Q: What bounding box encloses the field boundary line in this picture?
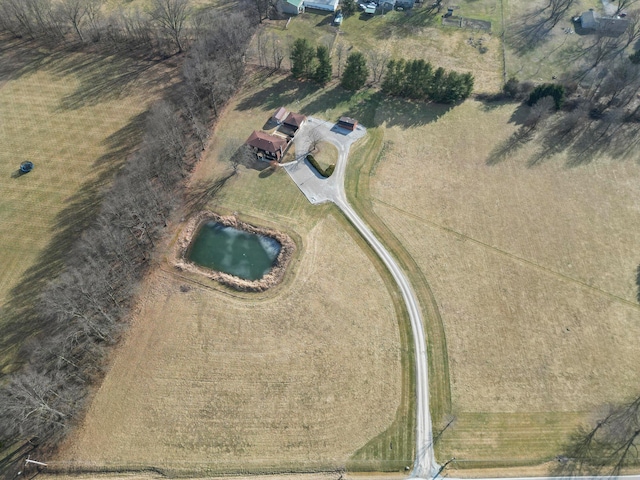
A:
[373,199,640,310]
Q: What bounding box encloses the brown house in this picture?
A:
[337,116,358,131]
[282,112,307,133]
[245,130,288,161]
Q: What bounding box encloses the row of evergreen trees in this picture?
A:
[290,38,474,103]
[381,59,474,104]
[291,38,332,85]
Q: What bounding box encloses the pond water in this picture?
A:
[188,222,282,281]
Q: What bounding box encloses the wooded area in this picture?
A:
[0,0,255,471]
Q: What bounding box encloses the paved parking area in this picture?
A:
[283,117,366,205]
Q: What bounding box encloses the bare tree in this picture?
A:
[269,32,285,70]
[367,50,390,84]
[334,40,346,78]
[553,396,640,478]
[59,0,89,42]
[149,0,192,54]
[0,369,74,441]
[615,0,639,14]
[307,127,323,153]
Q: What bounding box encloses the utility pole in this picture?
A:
[18,456,48,476]
[434,457,456,478]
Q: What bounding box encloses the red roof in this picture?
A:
[283,112,307,128]
[272,107,288,122]
[338,116,358,126]
[245,130,287,154]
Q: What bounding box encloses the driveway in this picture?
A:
[283,117,439,479]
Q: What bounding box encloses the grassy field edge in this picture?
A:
[344,124,453,470]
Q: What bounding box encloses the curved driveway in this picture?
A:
[283,118,439,479]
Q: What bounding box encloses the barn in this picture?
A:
[337,116,358,131]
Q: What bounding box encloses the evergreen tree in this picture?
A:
[381,59,405,96]
[314,45,332,85]
[527,83,564,109]
[341,51,369,91]
[290,38,316,80]
[429,66,446,102]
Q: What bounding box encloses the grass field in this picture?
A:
[0,39,174,372]
[365,98,640,466]
[56,71,415,474]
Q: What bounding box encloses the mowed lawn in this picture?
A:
[0,42,173,372]
[367,99,640,468]
[56,72,412,474]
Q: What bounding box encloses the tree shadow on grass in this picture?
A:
[506,8,557,55]
[184,171,237,215]
[375,96,453,127]
[374,8,440,39]
[0,36,173,110]
[0,112,148,374]
[53,54,173,111]
[300,86,355,118]
[236,75,319,113]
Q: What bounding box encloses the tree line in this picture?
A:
[0,5,255,469]
[288,37,474,103]
[381,58,474,103]
[0,0,198,57]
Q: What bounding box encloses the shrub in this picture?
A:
[527,83,565,110]
[306,154,334,177]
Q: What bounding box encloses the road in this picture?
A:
[284,118,439,479]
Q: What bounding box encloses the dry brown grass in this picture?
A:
[0,46,173,371]
[365,99,640,465]
[57,213,401,475]
[56,73,406,475]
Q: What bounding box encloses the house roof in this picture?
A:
[283,112,307,128]
[246,130,287,153]
[598,16,629,34]
[303,0,339,10]
[272,107,288,122]
[287,0,304,7]
[338,116,358,125]
[580,10,599,28]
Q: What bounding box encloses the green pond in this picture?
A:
[188,221,281,281]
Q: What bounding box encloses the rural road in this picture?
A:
[284,118,439,479]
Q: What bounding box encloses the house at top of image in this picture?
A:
[279,0,305,15]
[303,0,339,11]
[578,9,629,36]
[278,0,339,14]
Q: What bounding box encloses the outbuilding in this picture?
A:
[282,112,307,133]
[337,116,358,131]
[272,107,289,125]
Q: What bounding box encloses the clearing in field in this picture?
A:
[358,98,640,470]
[56,72,414,474]
[0,37,174,373]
